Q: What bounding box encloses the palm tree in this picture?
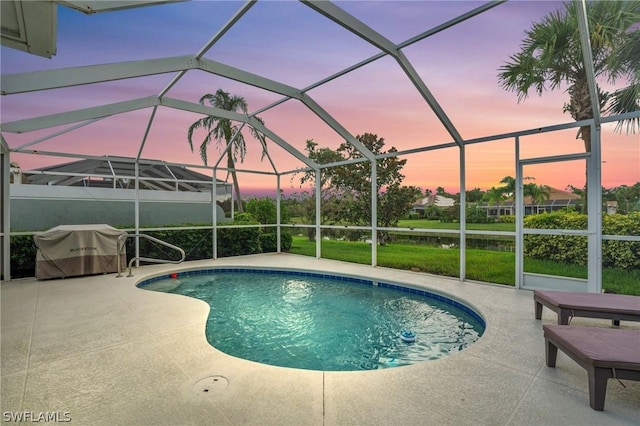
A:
[524,183,551,206]
[499,176,516,197]
[499,175,535,197]
[187,89,266,212]
[499,1,639,144]
[484,186,506,218]
[498,2,640,209]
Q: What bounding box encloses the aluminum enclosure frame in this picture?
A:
[0,0,636,286]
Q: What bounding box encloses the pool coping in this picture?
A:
[2,253,639,425]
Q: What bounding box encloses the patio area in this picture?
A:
[1,253,639,425]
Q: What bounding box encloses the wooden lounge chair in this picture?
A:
[543,324,640,411]
[534,290,640,326]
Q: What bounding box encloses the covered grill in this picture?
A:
[33,224,126,279]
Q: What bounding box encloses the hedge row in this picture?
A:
[524,211,640,268]
[9,225,293,278]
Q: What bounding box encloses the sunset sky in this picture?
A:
[2,0,638,197]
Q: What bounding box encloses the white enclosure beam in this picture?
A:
[459,145,466,280]
[1,51,301,100]
[299,94,375,161]
[136,106,158,161]
[515,137,523,289]
[212,170,218,259]
[315,170,321,258]
[14,118,105,150]
[276,175,282,253]
[301,0,464,147]
[257,1,504,115]
[587,123,603,293]
[1,96,160,133]
[247,117,318,169]
[1,56,196,95]
[158,0,257,98]
[58,1,188,14]
[198,58,303,99]
[1,135,10,281]
[574,0,601,127]
[159,97,250,122]
[400,1,505,48]
[213,124,245,170]
[301,0,398,56]
[370,160,377,267]
[395,51,464,147]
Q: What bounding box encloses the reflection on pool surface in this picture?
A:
[140,269,485,371]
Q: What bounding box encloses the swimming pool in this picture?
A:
[139,268,485,371]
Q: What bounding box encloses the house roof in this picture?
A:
[521,187,581,205]
[413,194,456,209]
[22,157,230,192]
[488,187,582,207]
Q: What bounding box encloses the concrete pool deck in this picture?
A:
[2,253,639,425]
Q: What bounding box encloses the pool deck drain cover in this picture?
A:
[194,376,229,396]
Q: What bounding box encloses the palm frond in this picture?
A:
[186,119,204,152]
[498,0,640,135]
[606,83,640,134]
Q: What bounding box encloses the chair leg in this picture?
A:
[545,338,558,368]
[535,300,543,320]
[559,310,571,325]
[588,368,609,411]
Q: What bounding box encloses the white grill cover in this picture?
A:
[33,224,126,279]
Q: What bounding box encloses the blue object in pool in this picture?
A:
[400,330,416,343]
[139,269,484,371]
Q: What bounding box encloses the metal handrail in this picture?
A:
[116,233,186,277]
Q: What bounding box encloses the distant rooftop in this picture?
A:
[14,157,230,193]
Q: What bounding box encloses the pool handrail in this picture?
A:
[116,233,186,277]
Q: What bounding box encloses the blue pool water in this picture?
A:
[140,269,484,371]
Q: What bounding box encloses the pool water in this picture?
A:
[141,270,484,371]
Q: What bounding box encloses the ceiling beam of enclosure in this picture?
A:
[1,59,370,163]
[1,94,320,170]
[301,0,465,147]
[256,1,504,114]
[57,0,189,14]
[158,0,257,98]
[0,0,515,174]
[1,97,160,133]
[0,0,524,171]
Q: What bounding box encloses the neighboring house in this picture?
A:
[9,157,233,231]
[412,194,456,217]
[484,187,582,217]
[605,200,618,215]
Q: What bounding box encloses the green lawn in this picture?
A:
[397,219,515,232]
[288,236,640,296]
[288,218,515,232]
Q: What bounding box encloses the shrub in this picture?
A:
[496,215,516,223]
[602,212,640,268]
[245,197,290,223]
[424,205,443,220]
[466,205,493,224]
[9,235,37,278]
[260,230,293,252]
[8,218,293,277]
[217,214,262,257]
[524,211,640,268]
